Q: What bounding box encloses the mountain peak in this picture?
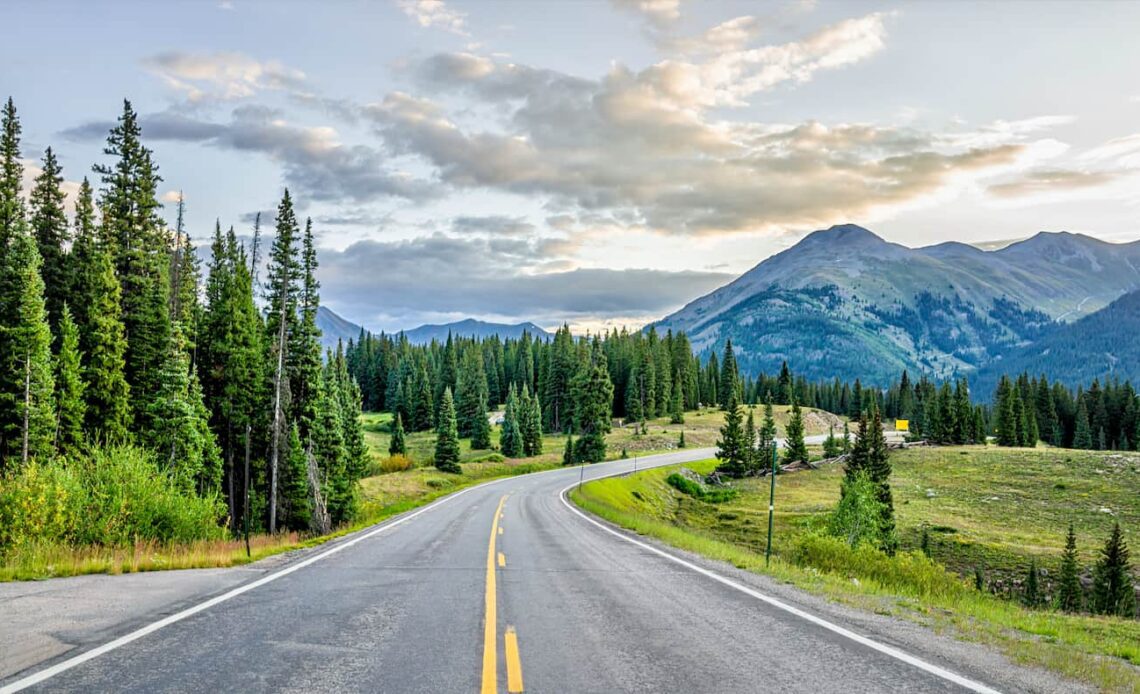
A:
[802,224,883,246]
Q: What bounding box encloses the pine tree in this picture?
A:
[783,398,809,465]
[520,385,543,456]
[389,413,408,457]
[1022,559,1042,608]
[1091,522,1136,618]
[1057,523,1083,613]
[290,218,323,434]
[669,377,684,424]
[499,385,523,458]
[456,347,489,439]
[562,434,575,465]
[146,324,221,494]
[470,388,492,450]
[571,341,613,463]
[743,408,758,474]
[54,304,86,455]
[95,100,172,431]
[280,424,313,532]
[719,339,738,409]
[0,97,24,251]
[82,247,131,443]
[715,390,748,478]
[846,407,894,552]
[28,147,70,328]
[995,376,1018,446]
[0,230,56,464]
[758,394,777,453]
[434,387,461,473]
[541,325,576,433]
[1073,397,1093,450]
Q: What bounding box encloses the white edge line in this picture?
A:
[0,449,714,693]
[559,478,1003,694]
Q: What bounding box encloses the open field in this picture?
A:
[571,446,1140,691]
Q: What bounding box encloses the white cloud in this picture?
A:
[143,51,307,102]
[397,0,468,36]
[612,0,681,26]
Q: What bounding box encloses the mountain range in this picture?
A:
[653,224,1140,387]
[315,307,550,350]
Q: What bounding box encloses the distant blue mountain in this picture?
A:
[401,318,551,344]
[316,305,367,350]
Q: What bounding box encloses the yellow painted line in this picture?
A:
[482,495,508,694]
[498,526,503,535]
[498,552,506,568]
[505,626,524,693]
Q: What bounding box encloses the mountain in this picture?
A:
[973,290,1140,393]
[316,306,366,350]
[653,224,1140,384]
[401,319,551,345]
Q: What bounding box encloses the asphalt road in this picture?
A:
[1,447,1075,693]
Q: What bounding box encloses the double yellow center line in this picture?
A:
[482,495,524,693]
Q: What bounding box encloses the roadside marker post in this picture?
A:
[765,441,777,566]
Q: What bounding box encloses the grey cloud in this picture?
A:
[316,234,731,330]
[987,168,1120,198]
[452,215,535,235]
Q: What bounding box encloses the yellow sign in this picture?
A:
[895,419,910,432]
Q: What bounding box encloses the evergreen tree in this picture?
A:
[1056,524,1083,613]
[0,97,23,248]
[845,407,894,552]
[456,347,489,439]
[470,389,492,450]
[520,384,543,456]
[389,413,408,457]
[499,385,523,458]
[541,325,576,433]
[434,387,461,473]
[715,390,748,478]
[280,424,313,532]
[1091,522,1136,618]
[1073,397,1093,450]
[290,218,323,434]
[82,247,131,443]
[743,408,758,474]
[995,376,1018,446]
[562,434,575,465]
[28,147,70,328]
[67,179,99,347]
[669,377,684,424]
[0,230,56,464]
[95,100,172,431]
[1022,559,1042,608]
[783,398,808,465]
[54,304,86,455]
[719,339,738,409]
[571,341,613,463]
[757,394,777,453]
[146,324,221,494]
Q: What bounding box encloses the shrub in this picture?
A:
[0,446,226,555]
[380,454,414,473]
[793,533,965,600]
[425,477,452,489]
[666,472,738,503]
[827,471,891,550]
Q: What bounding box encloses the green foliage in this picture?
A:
[782,398,808,465]
[280,424,313,532]
[28,147,70,327]
[1057,524,1083,612]
[389,413,407,457]
[665,472,737,503]
[793,533,965,600]
[433,387,461,473]
[1091,522,1136,618]
[520,385,543,456]
[714,390,748,478]
[79,235,131,444]
[1021,559,1043,608]
[827,471,891,550]
[0,446,226,553]
[54,305,86,455]
[844,407,896,553]
[499,385,523,458]
[571,341,613,463]
[562,434,575,466]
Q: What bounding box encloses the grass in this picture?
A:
[570,446,1140,692]
[0,404,838,582]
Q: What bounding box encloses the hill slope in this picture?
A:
[973,289,1140,392]
[316,306,366,350]
[653,225,1140,383]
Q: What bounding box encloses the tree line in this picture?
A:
[0,97,366,546]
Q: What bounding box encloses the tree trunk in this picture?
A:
[268,292,289,534]
[22,354,30,465]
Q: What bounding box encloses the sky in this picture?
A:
[5,0,1140,333]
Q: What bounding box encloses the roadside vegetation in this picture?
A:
[571,437,1140,690]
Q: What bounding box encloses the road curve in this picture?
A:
[1,448,1059,693]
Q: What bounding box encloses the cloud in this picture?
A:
[612,0,681,26]
[316,233,731,330]
[987,169,1123,198]
[64,106,440,204]
[368,16,1039,236]
[161,190,184,204]
[664,16,763,55]
[143,51,306,102]
[452,215,535,235]
[397,0,468,36]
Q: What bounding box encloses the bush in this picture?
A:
[793,533,965,600]
[0,446,226,555]
[379,454,414,473]
[827,471,890,550]
[666,472,738,503]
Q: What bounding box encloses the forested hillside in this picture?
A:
[0,98,368,557]
[654,224,1140,384]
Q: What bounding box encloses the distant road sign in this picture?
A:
[895,419,909,432]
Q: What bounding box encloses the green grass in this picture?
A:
[570,446,1140,692]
